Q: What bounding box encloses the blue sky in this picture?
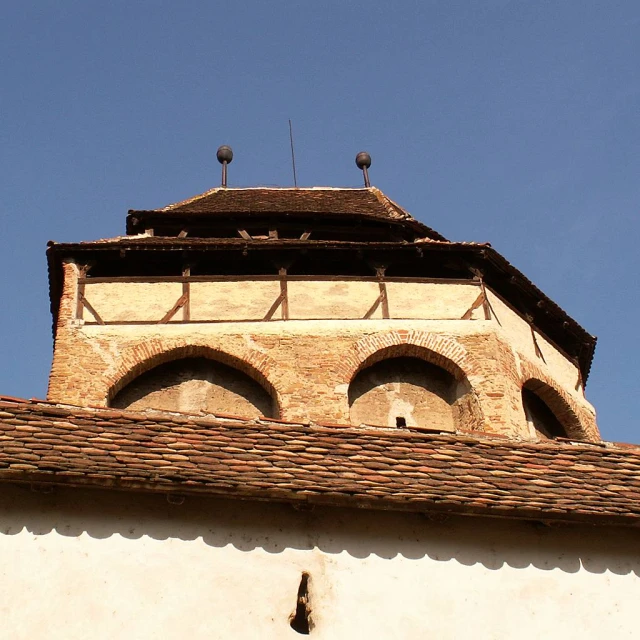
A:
[1,2,638,442]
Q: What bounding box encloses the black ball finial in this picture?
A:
[217,145,233,164]
[355,151,372,169]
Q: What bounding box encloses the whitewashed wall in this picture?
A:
[0,485,637,640]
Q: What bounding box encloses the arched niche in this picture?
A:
[110,357,277,419]
[521,380,580,440]
[348,356,479,431]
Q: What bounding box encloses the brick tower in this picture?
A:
[4,151,640,639]
[47,164,598,443]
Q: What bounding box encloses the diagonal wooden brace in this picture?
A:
[159,293,188,324]
[78,292,105,325]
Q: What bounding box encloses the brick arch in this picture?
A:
[339,330,483,385]
[341,331,486,431]
[105,339,282,417]
[519,360,593,441]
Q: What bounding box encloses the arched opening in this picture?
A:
[110,357,277,419]
[348,356,477,431]
[522,386,568,440]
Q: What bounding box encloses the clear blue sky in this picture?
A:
[1,2,638,442]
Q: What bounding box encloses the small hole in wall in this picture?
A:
[396,416,407,428]
[290,572,312,634]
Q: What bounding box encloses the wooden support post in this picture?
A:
[575,365,584,393]
[481,283,501,325]
[178,229,188,238]
[263,267,290,320]
[363,267,389,319]
[300,231,311,240]
[76,265,88,320]
[377,267,389,319]
[182,265,191,321]
[480,281,491,320]
[279,267,289,320]
[527,319,546,363]
[238,229,252,240]
[269,229,278,239]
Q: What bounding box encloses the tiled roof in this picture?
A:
[127,187,448,240]
[160,187,415,219]
[1,398,638,526]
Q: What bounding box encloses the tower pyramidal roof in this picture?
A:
[126,186,447,241]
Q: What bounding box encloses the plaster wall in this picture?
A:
[485,290,582,394]
[82,279,483,322]
[190,281,281,321]
[0,485,637,640]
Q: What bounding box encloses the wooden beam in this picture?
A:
[482,284,501,326]
[178,229,188,238]
[363,295,382,319]
[300,231,311,240]
[575,366,584,392]
[76,265,90,320]
[80,275,478,285]
[530,324,547,363]
[376,267,389,319]
[461,291,486,320]
[238,229,252,240]
[263,292,285,321]
[279,267,289,320]
[182,265,191,321]
[159,293,188,324]
[78,292,104,325]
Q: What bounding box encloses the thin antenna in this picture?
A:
[289,119,298,187]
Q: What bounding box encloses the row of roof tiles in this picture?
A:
[127,187,448,240]
[0,398,638,526]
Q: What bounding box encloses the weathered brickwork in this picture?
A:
[47,263,600,441]
[111,358,276,419]
[349,358,458,431]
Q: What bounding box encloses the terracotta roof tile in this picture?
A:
[127,187,448,241]
[0,400,638,526]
